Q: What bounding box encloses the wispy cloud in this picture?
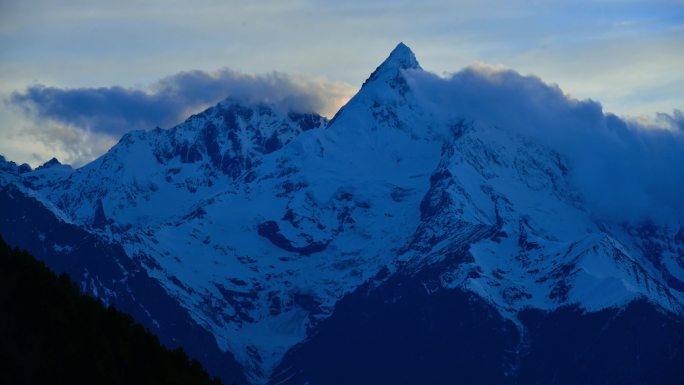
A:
[655,109,684,131]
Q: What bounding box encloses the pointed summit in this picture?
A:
[40,157,62,168]
[363,42,422,87]
[384,42,421,71]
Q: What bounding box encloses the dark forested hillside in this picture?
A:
[0,236,225,385]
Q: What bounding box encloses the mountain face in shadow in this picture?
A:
[0,235,231,385]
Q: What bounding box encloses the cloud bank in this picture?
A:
[10,69,352,135]
[7,69,354,166]
[407,66,684,223]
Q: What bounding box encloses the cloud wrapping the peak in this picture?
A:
[10,69,354,136]
[407,66,684,222]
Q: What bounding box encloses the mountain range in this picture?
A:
[1,43,683,384]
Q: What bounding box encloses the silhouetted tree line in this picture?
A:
[0,235,227,385]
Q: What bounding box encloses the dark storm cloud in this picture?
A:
[9,69,351,137]
[408,66,684,222]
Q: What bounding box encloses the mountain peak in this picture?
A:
[362,42,421,87]
[385,42,420,70]
[39,157,61,169]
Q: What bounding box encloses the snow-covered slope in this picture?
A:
[2,43,683,384]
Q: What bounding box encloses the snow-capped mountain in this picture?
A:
[2,43,683,384]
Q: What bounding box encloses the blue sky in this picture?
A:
[1,0,683,166]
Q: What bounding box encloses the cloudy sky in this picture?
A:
[1,0,683,166]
